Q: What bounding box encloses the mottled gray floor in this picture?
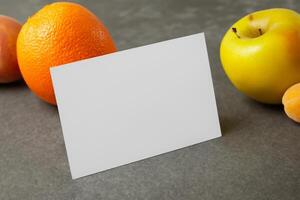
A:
[0,0,299,199]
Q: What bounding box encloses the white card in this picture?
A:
[51,33,221,179]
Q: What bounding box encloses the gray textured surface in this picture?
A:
[0,0,299,199]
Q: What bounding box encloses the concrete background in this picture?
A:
[0,0,299,199]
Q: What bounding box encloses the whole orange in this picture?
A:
[17,2,117,105]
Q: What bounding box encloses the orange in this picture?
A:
[17,2,117,105]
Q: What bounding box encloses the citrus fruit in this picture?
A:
[17,2,117,104]
[0,15,22,83]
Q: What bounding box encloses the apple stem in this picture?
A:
[232,27,240,38]
[258,28,263,35]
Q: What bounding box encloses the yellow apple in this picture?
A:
[220,8,300,104]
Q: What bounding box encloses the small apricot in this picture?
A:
[282,83,300,123]
[0,15,22,83]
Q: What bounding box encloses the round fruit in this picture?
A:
[17,2,117,104]
[282,83,300,123]
[0,15,22,83]
[220,8,300,104]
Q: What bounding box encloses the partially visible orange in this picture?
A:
[17,2,116,104]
